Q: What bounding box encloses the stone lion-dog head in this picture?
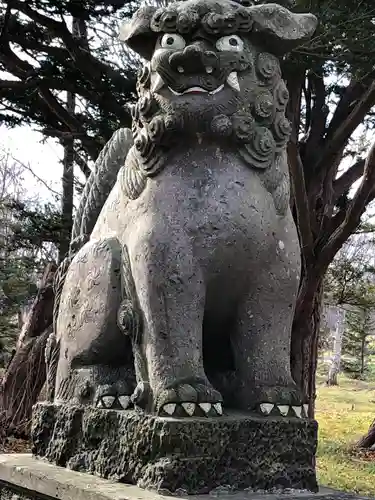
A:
[119,0,317,207]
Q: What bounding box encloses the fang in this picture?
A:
[226,72,240,92]
[151,73,165,93]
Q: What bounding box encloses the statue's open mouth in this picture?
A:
[152,72,240,95]
[168,85,224,95]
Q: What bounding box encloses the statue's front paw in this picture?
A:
[155,378,224,418]
[240,384,308,419]
[94,381,133,410]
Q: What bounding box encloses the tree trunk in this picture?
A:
[291,275,323,419]
[357,419,375,449]
[326,307,345,386]
[59,93,75,262]
[59,18,81,262]
[0,263,56,437]
[360,337,365,375]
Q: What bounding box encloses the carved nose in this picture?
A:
[169,46,218,75]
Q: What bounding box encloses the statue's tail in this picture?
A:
[46,128,133,401]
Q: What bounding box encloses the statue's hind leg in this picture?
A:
[127,222,223,417]
[231,218,305,418]
[54,238,136,408]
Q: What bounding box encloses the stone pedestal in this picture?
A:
[31,403,318,495]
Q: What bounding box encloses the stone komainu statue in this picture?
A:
[47,0,317,418]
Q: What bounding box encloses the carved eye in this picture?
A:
[216,35,244,52]
[160,33,186,50]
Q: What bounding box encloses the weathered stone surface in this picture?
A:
[48,0,319,420]
[37,1,320,495]
[32,403,318,494]
[0,454,372,500]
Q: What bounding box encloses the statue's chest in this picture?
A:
[143,155,278,244]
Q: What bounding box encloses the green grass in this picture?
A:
[316,373,375,496]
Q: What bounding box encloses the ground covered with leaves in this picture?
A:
[316,374,375,496]
[0,436,31,454]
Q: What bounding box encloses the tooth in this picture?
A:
[163,403,176,415]
[209,84,224,95]
[278,405,289,416]
[182,402,196,416]
[293,406,302,418]
[213,402,223,415]
[199,403,212,414]
[303,404,309,417]
[177,66,184,73]
[118,396,130,409]
[96,399,103,408]
[206,66,213,74]
[102,396,115,408]
[151,73,164,93]
[226,71,240,91]
[259,403,274,415]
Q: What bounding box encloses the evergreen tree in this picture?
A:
[342,305,375,378]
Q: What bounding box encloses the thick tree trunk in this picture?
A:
[0,330,51,437]
[0,263,56,437]
[326,307,345,386]
[291,275,323,419]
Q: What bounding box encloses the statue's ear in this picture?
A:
[119,6,158,60]
[248,3,318,55]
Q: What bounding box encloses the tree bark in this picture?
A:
[291,275,323,418]
[0,263,56,437]
[59,90,75,262]
[357,419,375,449]
[58,18,83,262]
[360,337,365,375]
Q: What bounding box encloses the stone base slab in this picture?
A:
[31,403,318,494]
[0,454,372,500]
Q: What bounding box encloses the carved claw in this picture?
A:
[102,396,115,408]
[277,405,289,416]
[182,402,196,416]
[292,406,303,418]
[118,395,131,409]
[259,402,274,415]
[257,403,307,419]
[213,402,223,415]
[160,401,223,417]
[303,404,309,417]
[199,402,212,414]
[162,403,177,416]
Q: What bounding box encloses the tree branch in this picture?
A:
[333,158,365,201]
[37,85,99,160]
[11,1,135,97]
[0,39,102,160]
[318,141,375,268]
[73,152,91,179]
[327,73,375,140]
[315,80,375,175]
[303,69,328,176]
[1,16,132,126]
[0,1,12,41]
[288,141,314,268]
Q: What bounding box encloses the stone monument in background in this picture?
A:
[31,0,319,494]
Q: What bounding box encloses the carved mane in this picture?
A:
[118,0,317,215]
